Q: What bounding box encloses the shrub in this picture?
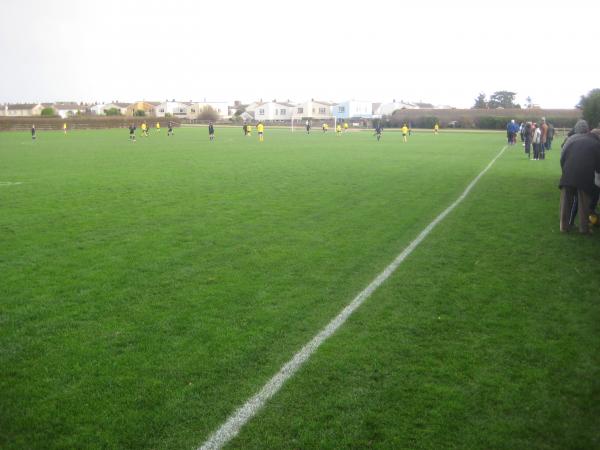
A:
[578,89,600,129]
[104,108,121,116]
[198,106,219,121]
[41,107,55,116]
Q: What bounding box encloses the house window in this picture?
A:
[319,107,326,114]
[259,109,265,115]
[280,109,286,115]
[191,109,196,113]
[160,109,164,113]
[338,106,345,113]
[297,107,303,114]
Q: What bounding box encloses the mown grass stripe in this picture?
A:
[197,146,508,450]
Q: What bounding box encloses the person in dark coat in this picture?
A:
[589,127,600,213]
[546,123,555,150]
[559,120,600,233]
[524,122,532,158]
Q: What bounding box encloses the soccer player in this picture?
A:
[63,122,67,134]
[208,122,215,142]
[306,120,311,134]
[322,123,328,133]
[246,124,252,136]
[336,123,342,135]
[343,121,349,132]
[31,124,36,140]
[156,122,161,133]
[129,124,136,142]
[257,121,264,142]
[374,122,382,141]
[142,122,149,137]
[243,123,248,136]
[434,123,439,135]
[168,121,174,136]
[402,123,409,143]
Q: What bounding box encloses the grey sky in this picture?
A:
[1,0,598,108]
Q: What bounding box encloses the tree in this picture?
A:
[198,105,219,121]
[487,91,520,109]
[104,107,121,116]
[41,107,55,116]
[473,93,487,109]
[577,88,600,129]
[134,110,146,117]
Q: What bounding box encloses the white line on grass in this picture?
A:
[0,182,24,186]
[198,145,508,450]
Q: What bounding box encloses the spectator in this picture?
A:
[507,119,518,145]
[589,127,600,213]
[532,123,542,160]
[546,122,555,150]
[524,122,532,158]
[559,120,600,233]
[540,118,549,153]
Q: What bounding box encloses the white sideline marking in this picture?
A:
[0,182,24,186]
[198,146,508,450]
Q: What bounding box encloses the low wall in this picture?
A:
[0,117,182,131]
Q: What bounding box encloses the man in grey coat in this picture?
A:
[559,120,600,233]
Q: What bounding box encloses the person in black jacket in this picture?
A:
[208,122,215,141]
[559,120,600,233]
[524,122,532,158]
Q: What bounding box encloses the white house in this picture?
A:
[154,101,190,118]
[374,101,419,117]
[331,100,373,119]
[1,103,43,116]
[90,104,108,115]
[244,101,262,113]
[294,100,334,119]
[253,101,295,121]
[187,102,230,119]
[92,103,130,115]
[54,102,85,118]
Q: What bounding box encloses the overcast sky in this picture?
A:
[0,0,598,108]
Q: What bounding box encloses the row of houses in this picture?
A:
[0,99,453,121]
[247,99,449,121]
[0,101,231,120]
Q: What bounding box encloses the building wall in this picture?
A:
[297,101,332,119]
[332,101,372,119]
[254,103,294,121]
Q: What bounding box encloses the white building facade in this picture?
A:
[294,100,333,119]
[331,100,373,119]
[187,102,230,119]
[253,102,295,121]
[155,101,190,118]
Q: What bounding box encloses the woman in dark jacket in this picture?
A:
[559,120,600,233]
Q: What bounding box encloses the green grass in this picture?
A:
[1,127,598,449]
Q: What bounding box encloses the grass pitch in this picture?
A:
[1,127,599,449]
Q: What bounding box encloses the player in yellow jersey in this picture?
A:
[63,123,67,134]
[336,123,342,135]
[141,122,148,137]
[434,123,439,135]
[246,124,252,136]
[156,122,160,132]
[343,122,348,132]
[322,123,328,133]
[402,123,409,143]
[257,122,264,142]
